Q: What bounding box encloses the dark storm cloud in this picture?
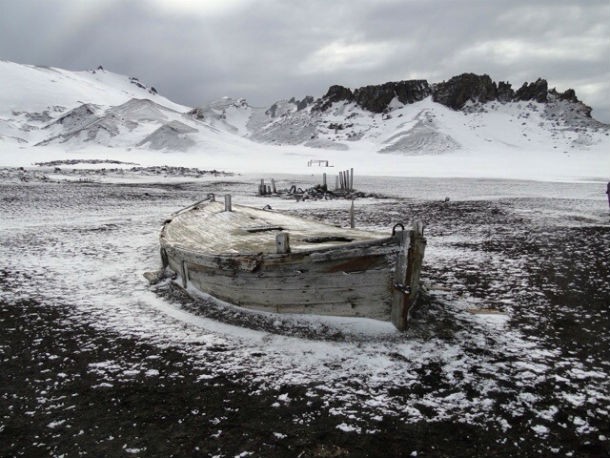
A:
[1,0,608,121]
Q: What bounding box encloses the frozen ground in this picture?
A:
[1,169,609,457]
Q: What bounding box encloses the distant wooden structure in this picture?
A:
[258,168,356,198]
[159,196,426,330]
[308,159,330,167]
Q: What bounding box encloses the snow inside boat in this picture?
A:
[159,195,426,330]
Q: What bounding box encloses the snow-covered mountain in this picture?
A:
[195,74,609,155]
[0,60,247,154]
[0,60,608,179]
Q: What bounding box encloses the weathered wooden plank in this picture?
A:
[187,273,391,318]
[189,278,391,309]
[161,201,393,256]
[186,262,391,290]
[404,222,427,319]
[224,300,391,320]
[391,230,411,330]
[163,238,400,274]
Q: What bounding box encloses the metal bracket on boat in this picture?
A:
[394,282,412,295]
[391,223,405,236]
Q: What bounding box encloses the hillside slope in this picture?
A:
[0,60,255,154]
[196,74,608,156]
[0,61,608,179]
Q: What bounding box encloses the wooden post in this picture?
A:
[271,179,277,194]
[335,175,339,190]
[322,173,327,188]
[224,194,232,212]
[390,221,426,330]
[350,168,354,191]
[390,229,410,330]
[259,179,265,195]
[407,221,426,314]
[276,232,290,254]
[349,200,355,228]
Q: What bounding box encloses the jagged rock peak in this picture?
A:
[514,78,548,103]
[313,73,591,116]
[290,95,314,111]
[266,96,314,117]
[313,85,354,111]
[432,73,498,109]
[314,81,430,113]
[354,80,430,113]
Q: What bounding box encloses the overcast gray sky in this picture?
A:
[1,0,609,122]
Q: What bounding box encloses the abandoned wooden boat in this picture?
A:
[159,195,426,330]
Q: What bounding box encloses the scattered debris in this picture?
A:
[258,169,368,201]
[34,159,140,167]
[2,164,233,183]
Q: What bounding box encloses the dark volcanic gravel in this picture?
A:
[1,176,609,457]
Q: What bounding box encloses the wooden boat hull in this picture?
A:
[160,199,425,330]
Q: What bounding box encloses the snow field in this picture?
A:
[1,174,608,455]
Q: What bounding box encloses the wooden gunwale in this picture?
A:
[161,234,401,270]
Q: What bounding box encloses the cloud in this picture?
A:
[300,40,400,74]
[0,0,608,122]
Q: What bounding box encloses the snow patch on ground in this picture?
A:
[1,173,608,455]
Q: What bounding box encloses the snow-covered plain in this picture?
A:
[1,169,609,455]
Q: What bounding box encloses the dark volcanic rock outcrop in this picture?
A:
[314,85,354,111]
[497,81,514,102]
[312,74,592,118]
[514,78,548,103]
[353,80,430,113]
[293,96,314,111]
[315,81,430,113]
[432,73,498,109]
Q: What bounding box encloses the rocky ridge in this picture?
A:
[313,73,592,116]
[218,72,607,154]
